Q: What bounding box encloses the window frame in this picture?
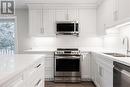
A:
[0,16,18,54]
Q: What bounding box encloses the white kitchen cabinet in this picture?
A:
[104,0,114,26]
[55,10,67,21]
[44,53,54,81]
[42,9,56,36]
[24,59,44,87]
[91,53,101,87]
[97,0,130,36]
[23,51,54,81]
[97,59,113,87]
[91,53,113,87]
[29,9,55,37]
[68,9,79,21]
[97,0,114,36]
[55,9,79,21]
[78,9,96,36]
[81,52,91,81]
[29,9,43,36]
[118,0,130,21]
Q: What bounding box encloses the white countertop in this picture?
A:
[24,48,130,66]
[24,48,56,52]
[24,47,104,53]
[94,52,130,66]
[0,54,44,85]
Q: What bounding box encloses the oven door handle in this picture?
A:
[55,56,80,59]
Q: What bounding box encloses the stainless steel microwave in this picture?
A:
[56,21,79,36]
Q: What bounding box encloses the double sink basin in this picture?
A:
[103,53,130,57]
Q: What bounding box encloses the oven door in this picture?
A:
[55,56,81,77]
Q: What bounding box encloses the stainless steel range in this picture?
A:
[54,48,81,82]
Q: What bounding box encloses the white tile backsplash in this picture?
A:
[103,23,130,53]
[29,36,103,49]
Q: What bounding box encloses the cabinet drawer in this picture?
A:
[26,67,44,87]
[34,79,44,87]
[23,59,44,80]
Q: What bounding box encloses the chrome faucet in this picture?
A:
[122,37,130,55]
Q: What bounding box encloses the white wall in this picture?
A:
[16,8,103,53]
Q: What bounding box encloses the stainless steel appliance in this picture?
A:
[56,21,79,36]
[113,61,130,87]
[54,48,81,82]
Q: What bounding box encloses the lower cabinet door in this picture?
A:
[81,52,91,80]
[97,60,113,87]
[101,68,113,87]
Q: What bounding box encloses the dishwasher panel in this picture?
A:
[113,62,130,87]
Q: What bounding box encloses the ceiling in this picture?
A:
[15,0,100,8]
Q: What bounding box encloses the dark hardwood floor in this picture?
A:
[45,81,96,87]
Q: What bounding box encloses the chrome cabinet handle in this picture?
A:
[35,79,41,86]
[99,66,103,77]
[35,64,41,68]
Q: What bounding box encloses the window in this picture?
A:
[0,18,15,54]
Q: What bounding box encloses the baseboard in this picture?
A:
[45,78,92,82]
[81,78,92,81]
[45,78,54,81]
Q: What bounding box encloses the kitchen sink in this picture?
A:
[103,53,130,57]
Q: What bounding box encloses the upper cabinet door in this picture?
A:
[42,9,56,36]
[104,0,114,27]
[55,10,67,21]
[29,9,56,37]
[97,0,114,36]
[29,9,43,36]
[55,9,79,21]
[118,0,130,20]
[68,9,79,21]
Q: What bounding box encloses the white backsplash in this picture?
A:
[103,24,130,53]
[29,36,103,50]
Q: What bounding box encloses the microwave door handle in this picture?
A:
[74,22,76,33]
